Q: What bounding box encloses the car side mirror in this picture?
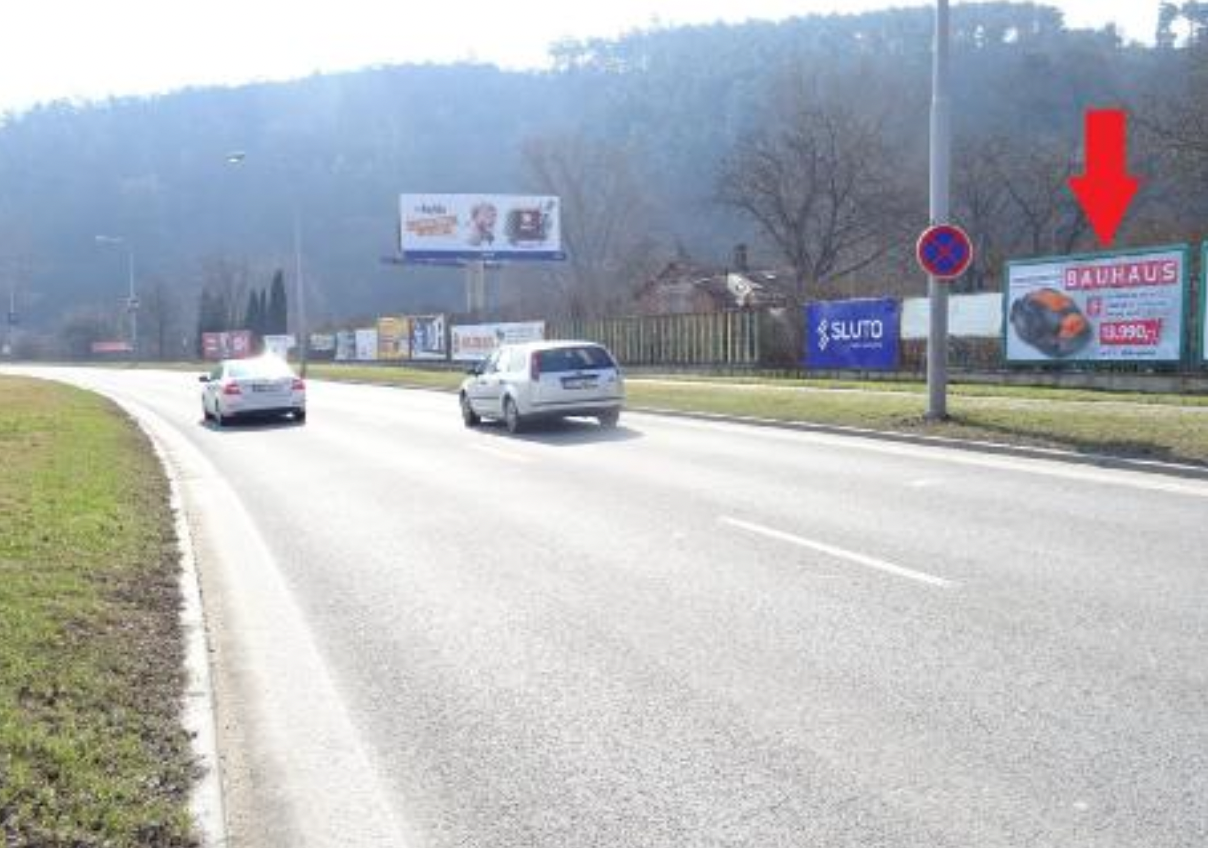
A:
[198,374,210,383]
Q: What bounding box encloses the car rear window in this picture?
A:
[536,346,615,373]
[227,359,294,380]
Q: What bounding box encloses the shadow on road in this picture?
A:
[476,416,643,446]
[198,416,306,434]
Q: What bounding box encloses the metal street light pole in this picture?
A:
[926,0,952,421]
[227,151,308,377]
[292,206,308,377]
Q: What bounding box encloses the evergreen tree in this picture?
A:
[245,289,261,336]
[268,271,288,335]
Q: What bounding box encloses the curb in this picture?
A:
[314,377,1208,483]
[628,405,1208,482]
[139,424,229,847]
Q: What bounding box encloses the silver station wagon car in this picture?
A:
[459,340,624,433]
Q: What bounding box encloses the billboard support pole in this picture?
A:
[465,260,486,316]
[926,0,951,421]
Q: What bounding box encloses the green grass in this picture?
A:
[0,377,196,847]
[308,362,464,390]
[626,382,1208,466]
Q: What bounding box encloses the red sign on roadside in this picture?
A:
[916,224,973,280]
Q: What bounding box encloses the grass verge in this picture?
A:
[625,382,1208,466]
[0,376,196,847]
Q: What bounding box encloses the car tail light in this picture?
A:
[223,382,242,396]
[530,352,540,381]
[292,379,306,391]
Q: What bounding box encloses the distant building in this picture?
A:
[635,261,790,315]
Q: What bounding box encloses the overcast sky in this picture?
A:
[0,1,1156,115]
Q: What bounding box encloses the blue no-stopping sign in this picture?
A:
[917,224,973,280]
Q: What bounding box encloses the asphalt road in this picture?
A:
[10,367,1208,848]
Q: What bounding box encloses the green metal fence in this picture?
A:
[547,311,764,367]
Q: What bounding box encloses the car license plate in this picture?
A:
[252,383,275,393]
[562,377,596,390]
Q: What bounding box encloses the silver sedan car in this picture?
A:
[200,355,306,426]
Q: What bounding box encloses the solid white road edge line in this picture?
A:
[138,421,228,847]
[720,516,957,589]
[112,395,416,848]
[652,414,1208,499]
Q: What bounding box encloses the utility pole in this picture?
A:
[926,0,952,420]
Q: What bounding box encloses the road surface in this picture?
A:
[8,367,1208,848]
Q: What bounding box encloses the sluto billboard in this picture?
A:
[399,194,564,261]
[1004,246,1189,364]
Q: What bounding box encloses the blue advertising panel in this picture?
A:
[805,298,900,370]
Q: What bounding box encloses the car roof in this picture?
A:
[219,355,293,369]
[501,340,609,352]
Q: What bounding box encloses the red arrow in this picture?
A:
[1068,109,1140,248]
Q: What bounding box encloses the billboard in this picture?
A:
[1005,246,1188,364]
[1203,244,1208,364]
[805,298,899,370]
[409,314,447,360]
[202,330,254,361]
[399,194,564,262]
[335,330,356,362]
[263,334,296,358]
[377,316,411,361]
[450,321,545,362]
[309,333,336,352]
[354,329,378,362]
[91,340,133,354]
[902,293,1002,339]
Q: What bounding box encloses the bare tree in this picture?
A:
[716,79,912,305]
[198,257,252,330]
[523,134,664,319]
[952,136,1013,291]
[139,276,179,360]
[992,137,1087,257]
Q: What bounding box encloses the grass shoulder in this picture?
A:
[0,376,196,847]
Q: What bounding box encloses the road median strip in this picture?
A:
[0,376,199,847]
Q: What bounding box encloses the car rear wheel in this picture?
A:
[295,409,307,424]
[214,407,226,428]
[503,397,524,434]
[460,393,480,428]
[598,409,621,429]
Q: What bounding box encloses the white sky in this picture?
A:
[0,1,1156,114]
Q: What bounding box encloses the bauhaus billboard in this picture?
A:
[1005,246,1189,364]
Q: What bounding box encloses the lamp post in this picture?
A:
[926,0,952,420]
[95,235,138,363]
[226,151,309,377]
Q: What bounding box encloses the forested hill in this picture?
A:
[0,2,1197,338]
